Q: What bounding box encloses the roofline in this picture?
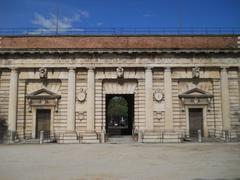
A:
[1,34,240,38]
[1,27,240,37]
[0,48,240,55]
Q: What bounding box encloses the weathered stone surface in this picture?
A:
[0,35,239,144]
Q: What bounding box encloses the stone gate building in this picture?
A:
[0,35,240,143]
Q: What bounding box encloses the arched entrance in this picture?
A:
[106,94,134,136]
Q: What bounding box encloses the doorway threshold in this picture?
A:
[107,135,136,144]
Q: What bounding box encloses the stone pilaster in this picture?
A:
[145,67,153,130]
[238,67,240,108]
[164,67,173,130]
[87,67,95,131]
[8,68,19,132]
[220,67,231,130]
[82,67,99,143]
[67,68,76,131]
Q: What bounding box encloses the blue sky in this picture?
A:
[0,0,240,29]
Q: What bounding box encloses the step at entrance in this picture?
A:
[107,136,136,144]
[58,131,79,144]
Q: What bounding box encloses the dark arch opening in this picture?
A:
[106,94,134,136]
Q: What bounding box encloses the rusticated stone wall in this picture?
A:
[0,52,239,139]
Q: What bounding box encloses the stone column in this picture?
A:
[67,68,76,131]
[87,67,95,131]
[164,67,173,130]
[145,67,153,130]
[8,68,18,132]
[220,67,231,130]
[238,67,240,108]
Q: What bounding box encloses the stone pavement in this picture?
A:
[0,143,239,180]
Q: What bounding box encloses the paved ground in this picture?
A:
[0,143,240,180]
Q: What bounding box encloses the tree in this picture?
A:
[107,96,128,124]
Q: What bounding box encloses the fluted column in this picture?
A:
[87,67,95,131]
[145,67,153,130]
[67,68,76,131]
[164,67,173,130]
[8,68,18,132]
[220,67,230,130]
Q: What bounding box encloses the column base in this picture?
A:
[58,131,79,144]
[82,131,99,144]
[142,130,161,143]
[162,130,183,143]
[8,130,16,144]
[142,130,183,143]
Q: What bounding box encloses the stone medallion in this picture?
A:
[154,89,164,102]
[77,88,86,102]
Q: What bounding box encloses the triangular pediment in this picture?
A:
[26,88,61,99]
[179,87,213,98]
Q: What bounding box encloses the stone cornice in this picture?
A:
[0,48,240,56]
[0,64,239,69]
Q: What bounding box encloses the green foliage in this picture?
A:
[107,96,128,119]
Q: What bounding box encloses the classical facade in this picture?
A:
[0,35,239,143]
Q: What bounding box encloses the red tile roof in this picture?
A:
[0,36,238,49]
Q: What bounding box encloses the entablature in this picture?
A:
[0,48,240,56]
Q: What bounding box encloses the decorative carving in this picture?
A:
[55,99,59,112]
[78,111,86,121]
[154,89,164,102]
[193,97,199,104]
[116,67,124,78]
[27,99,32,112]
[179,87,213,111]
[26,88,61,112]
[192,66,200,79]
[39,67,47,79]
[41,98,46,105]
[77,88,86,102]
[155,111,162,120]
[103,80,137,94]
[207,98,212,111]
[192,67,200,85]
[180,98,185,111]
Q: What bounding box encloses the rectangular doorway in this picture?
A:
[189,108,203,137]
[36,109,51,138]
[106,94,134,136]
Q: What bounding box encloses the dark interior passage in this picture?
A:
[106,94,134,136]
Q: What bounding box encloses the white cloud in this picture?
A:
[31,10,89,32]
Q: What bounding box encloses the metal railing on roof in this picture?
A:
[0,27,240,36]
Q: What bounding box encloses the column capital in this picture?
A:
[164,67,171,72]
[220,67,228,71]
[67,67,76,71]
[9,67,18,72]
[145,66,152,71]
[87,67,95,71]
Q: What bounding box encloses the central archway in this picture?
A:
[106,94,134,136]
